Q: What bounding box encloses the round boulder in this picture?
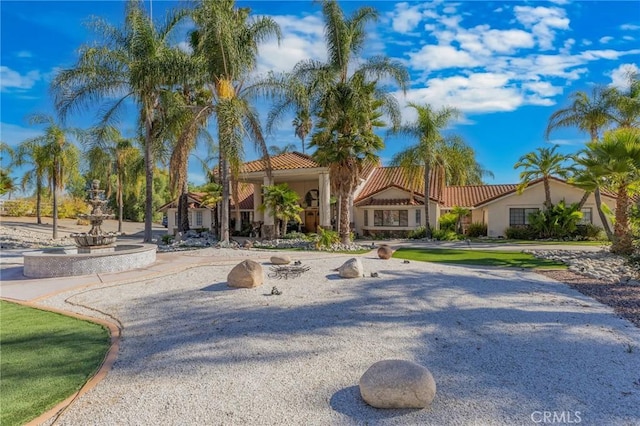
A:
[227,260,263,288]
[377,245,393,260]
[359,359,436,409]
[338,258,364,278]
[243,240,253,249]
[270,255,291,265]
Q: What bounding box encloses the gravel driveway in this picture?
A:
[39,251,640,425]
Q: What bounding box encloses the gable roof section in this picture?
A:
[441,184,517,208]
[157,184,255,212]
[354,166,443,203]
[240,152,319,173]
[231,183,254,210]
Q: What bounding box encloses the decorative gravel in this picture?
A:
[39,251,640,425]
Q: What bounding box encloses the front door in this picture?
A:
[304,209,319,233]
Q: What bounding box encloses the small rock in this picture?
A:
[377,245,393,260]
[270,255,291,265]
[359,359,436,409]
[338,258,364,278]
[270,286,282,295]
[243,240,253,249]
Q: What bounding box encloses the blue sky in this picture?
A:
[1,0,639,193]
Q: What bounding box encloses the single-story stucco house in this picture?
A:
[159,151,616,238]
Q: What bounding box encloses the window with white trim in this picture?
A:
[415,209,421,226]
[509,208,539,226]
[373,210,409,227]
[195,211,203,227]
[364,210,368,226]
[580,208,592,224]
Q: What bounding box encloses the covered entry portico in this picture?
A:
[239,152,332,238]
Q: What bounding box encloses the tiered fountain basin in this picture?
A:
[23,243,157,278]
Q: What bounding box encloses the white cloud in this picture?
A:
[599,36,614,44]
[621,24,640,31]
[389,2,424,34]
[256,14,326,73]
[522,81,563,98]
[581,39,593,46]
[514,6,569,50]
[608,63,640,89]
[547,138,586,146]
[16,51,32,58]
[482,29,535,53]
[623,36,635,42]
[407,45,479,71]
[0,66,41,91]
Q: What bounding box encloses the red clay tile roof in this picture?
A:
[441,184,517,208]
[355,166,443,203]
[231,183,254,210]
[355,197,424,207]
[240,152,319,173]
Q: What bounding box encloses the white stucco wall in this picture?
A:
[165,208,215,234]
[482,180,615,237]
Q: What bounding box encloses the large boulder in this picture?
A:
[359,359,436,409]
[377,245,393,260]
[338,258,364,278]
[270,255,291,265]
[227,260,263,288]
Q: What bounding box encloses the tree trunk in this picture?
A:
[339,191,350,245]
[143,110,154,243]
[281,218,287,237]
[220,156,230,243]
[232,179,241,232]
[36,178,42,225]
[52,174,58,240]
[594,187,613,241]
[543,177,552,209]
[577,191,590,209]
[611,184,633,255]
[424,164,432,237]
[117,176,123,233]
[177,180,190,233]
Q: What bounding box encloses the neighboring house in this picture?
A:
[160,152,616,238]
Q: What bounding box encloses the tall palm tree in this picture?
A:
[268,143,297,155]
[571,153,614,240]
[292,109,312,154]
[13,139,49,223]
[608,71,640,129]
[52,0,191,242]
[545,86,616,141]
[390,103,459,236]
[296,0,408,243]
[580,128,640,255]
[514,145,573,209]
[191,0,280,242]
[260,183,303,237]
[23,114,81,239]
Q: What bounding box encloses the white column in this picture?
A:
[252,183,263,222]
[262,176,274,226]
[319,172,331,228]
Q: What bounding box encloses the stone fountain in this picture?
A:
[71,180,119,253]
[23,180,157,278]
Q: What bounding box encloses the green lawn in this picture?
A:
[0,301,110,426]
[393,247,567,269]
[471,238,610,246]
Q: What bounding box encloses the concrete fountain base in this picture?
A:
[23,244,157,278]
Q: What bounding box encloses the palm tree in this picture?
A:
[297,0,408,244]
[268,143,297,155]
[608,71,640,129]
[292,109,312,154]
[451,206,471,234]
[390,103,459,237]
[260,183,303,237]
[83,126,143,232]
[13,139,50,223]
[52,0,192,242]
[0,142,16,197]
[514,145,573,209]
[23,114,81,239]
[580,128,640,255]
[191,0,281,243]
[545,86,616,141]
[571,154,614,240]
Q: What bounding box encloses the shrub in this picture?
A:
[161,234,174,244]
[58,197,91,219]
[407,226,428,239]
[504,226,537,240]
[575,223,604,240]
[280,231,310,240]
[2,199,34,216]
[315,227,340,248]
[438,212,457,232]
[431,229,460,241]
[467,222,487,238]
[527,201,582,239]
